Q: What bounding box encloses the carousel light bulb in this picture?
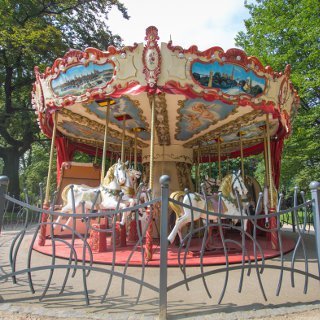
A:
[178,53,184,59]
[67,57,72,64]
[90,54,96,60]
[236,56,241,61]
[222,57,226,62]
[111,56,116,61]
[80,58,86,64]
[120,53,126,59]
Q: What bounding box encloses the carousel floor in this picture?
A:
[33,232,295,267]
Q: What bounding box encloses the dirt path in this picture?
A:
[1,308,320,320]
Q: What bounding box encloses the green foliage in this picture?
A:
[280,106,320,192]
[20,141,56,201]
[0,0,128,197]
[236,0,320,193]
[236,0,320,108]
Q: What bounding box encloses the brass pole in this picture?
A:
[45,111,58,205]
[239,131,245,179]
[197,147,201,192]
[134,130,137,170]
[101,103,110,184]
[266,113,274,208]
[161,144,165,175]
[149,96,156,190]
[129,141,132,165]
[218,138,221,181]
[121,117,126,162]
[110,151,114,166]
[94,145,98,165]
[263,129,269,188]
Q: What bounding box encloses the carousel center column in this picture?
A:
[142,144,194,197]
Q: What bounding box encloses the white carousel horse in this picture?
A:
[121,167,141,204]
[168,170,249,245]
[54,160,128,230]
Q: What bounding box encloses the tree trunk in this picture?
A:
[2,150,20,197]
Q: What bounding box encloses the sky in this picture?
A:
[108,0,250,51]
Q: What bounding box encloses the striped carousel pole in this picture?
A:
[266,113,279,250]
[38,111,58,246]
[145,95,156,261]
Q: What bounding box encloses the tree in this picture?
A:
[0,0,129,197]
[236,0,320,192]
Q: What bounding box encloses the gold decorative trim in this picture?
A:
[176,162,193,191]
[58,108,148,148]
[66,136,144,161]
[83,95,150,137]
[197,137,265,157]
[142,153,192,163]
[148,93,170,145]
[183,110,264,148]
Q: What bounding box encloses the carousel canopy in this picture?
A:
[32,26,299,164]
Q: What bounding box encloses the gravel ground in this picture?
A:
[0,308,320,320]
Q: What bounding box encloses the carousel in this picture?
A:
[31,26,299,266]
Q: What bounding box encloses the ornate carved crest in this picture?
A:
[143,26,161,88]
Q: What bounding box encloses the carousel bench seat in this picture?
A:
[56,161,101,205]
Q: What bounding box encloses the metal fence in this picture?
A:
[0,175,320,319]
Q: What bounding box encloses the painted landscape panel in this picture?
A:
[192,61,266,97]
[52,62,114,97]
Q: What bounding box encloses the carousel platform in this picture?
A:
[33,231,295,267]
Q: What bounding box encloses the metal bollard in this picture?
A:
[310,181,320,277]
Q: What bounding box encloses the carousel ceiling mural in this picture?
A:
[32,26,299,162]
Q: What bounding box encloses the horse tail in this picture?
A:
[61,184,72,206]
[169,191,185,219]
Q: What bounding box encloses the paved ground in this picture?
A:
[1,226,320,319]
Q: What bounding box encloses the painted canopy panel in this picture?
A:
[191,61,266,97]
[85,97,150,140]
[175,99,236,140]
[51,62,114,97]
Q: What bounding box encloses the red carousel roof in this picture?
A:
[32,26,299,164]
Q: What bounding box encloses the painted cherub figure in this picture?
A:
[192,102,216,122]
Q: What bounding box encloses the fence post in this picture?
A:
[310,181,320,276]
[0,176,9,234]
[159,175,170,320]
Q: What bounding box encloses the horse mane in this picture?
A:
[219,174,232,197]
[102,163,116,186]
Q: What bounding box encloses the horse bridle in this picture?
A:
[114,163,127,183]
[231,172,246,196]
